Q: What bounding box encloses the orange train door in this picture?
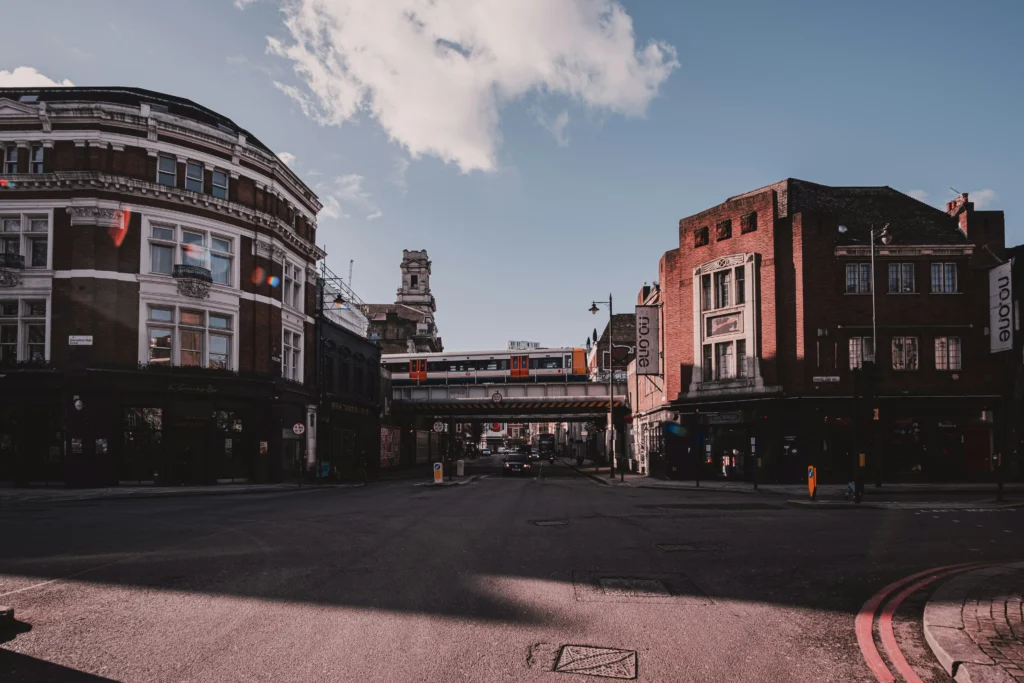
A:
[409,359,427,382]
[520,355,530,378]
[511,355,520,378]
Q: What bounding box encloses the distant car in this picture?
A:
[482,449,491,455]
[529,450,541,460]
[503,453,533,475]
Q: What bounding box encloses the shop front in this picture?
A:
[0,367,313,487]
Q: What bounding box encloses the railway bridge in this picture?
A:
[391,380,628,421]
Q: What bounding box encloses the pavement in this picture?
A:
[0,482,356,506]
[923,562,1024,682]
[564,458,1024,509]
[0,452,1021,682]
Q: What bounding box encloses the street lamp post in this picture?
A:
[869,224,891,489]
[590,294,615,479]
[841,223,892,500]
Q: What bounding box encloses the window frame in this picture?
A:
[934,336,962,371]
[157,155,177,187]
[930,262,959,293]
[0,297,49,363]
[184,162,204,193]
[891,336,919,371]
[29,145,44,174]
[144,304,233,370]
[848,336,875,369]
[211,170,229,199]
[2,145,17,174]
[282,329,302,381]
[0,213,51,269]
[146,222,235,287]
[887,262,916,293]
[845,263,873,294]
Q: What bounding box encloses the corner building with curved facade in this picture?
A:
[0,87,323,486]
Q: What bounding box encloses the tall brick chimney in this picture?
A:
[945,192,972,235]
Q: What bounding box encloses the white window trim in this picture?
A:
[211,169,229,199]
[29,144,44,174]
[184,161,204,193]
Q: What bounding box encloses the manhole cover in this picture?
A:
[554,645,637,679]
[598,578,670,597]
[572,570,711,604]
[532,519,569,526]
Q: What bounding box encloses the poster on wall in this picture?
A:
[635,305,660,375]
[380,426,401,468]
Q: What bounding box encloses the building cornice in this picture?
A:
[834,244,975,257]
[3,171,325,261]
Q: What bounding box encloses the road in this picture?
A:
[0,454,1020,682]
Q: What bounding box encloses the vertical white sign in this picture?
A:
[635,305,660,375]
[989,262,1013,353]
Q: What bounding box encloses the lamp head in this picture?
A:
[589,303,600,315]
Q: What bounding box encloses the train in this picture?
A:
[383,347,588,384]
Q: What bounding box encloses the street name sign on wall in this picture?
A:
[635,305,660,376]
[68,335,93,346]
[989,262,1013,353]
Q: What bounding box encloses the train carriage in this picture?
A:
[383,347,587,384]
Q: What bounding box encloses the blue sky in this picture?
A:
[2,0,1021,351]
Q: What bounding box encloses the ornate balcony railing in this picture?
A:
[0,253,24,287]
[173,264,213,299]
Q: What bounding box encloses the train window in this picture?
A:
[427,361,444,371]
[530,356,563,369]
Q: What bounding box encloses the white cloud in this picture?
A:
[234,0,259,8]
[226,54,250,65]
[391,156,410,194]
[261,0,678,173]
[318,173,381,221]
[534,108,571,147]
[277,151,296,166]
[0,66,74,88]
[906,189,929,203]
[969,188,996,209]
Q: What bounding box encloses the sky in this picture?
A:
[2,0,1022,351]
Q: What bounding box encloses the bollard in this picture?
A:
[456,459,465,477]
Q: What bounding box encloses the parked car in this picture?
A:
[482,449,491,456]
[529,450,541,460]
[502,453,533,475]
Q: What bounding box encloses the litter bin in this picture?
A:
[456,459,465,477]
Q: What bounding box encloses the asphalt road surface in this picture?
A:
[1,455,1020,682]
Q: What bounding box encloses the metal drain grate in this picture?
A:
[572,570,711,605]
[655,542,722,552]
[554,645,637,679]
[532,519,569,526]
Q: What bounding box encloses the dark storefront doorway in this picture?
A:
[170,419,207,485]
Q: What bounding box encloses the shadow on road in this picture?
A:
[0,650,119,682]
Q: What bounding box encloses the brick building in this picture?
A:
[0,87,323,486]
[654,179,1011,484]
[364,249,443,354]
